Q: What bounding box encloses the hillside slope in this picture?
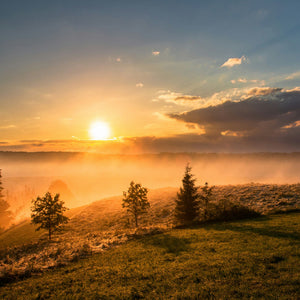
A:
[1,183,299,284]
[1,213,299,299]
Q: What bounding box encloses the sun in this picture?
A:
[89,121,111,140]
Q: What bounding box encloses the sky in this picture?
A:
[1,0,300,153]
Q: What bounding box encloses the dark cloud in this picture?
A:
[121,132,300,153]
[1,130,300,153]
[2,88,300,154]
[167,88,300,151]
[174,95,203,101]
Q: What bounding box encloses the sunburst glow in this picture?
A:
[89,121,111,140]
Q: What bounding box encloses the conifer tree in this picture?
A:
[31,192,69,240]
[174,164,199,225]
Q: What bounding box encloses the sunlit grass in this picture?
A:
[1,213,299,299]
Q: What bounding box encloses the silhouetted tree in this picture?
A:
[198,182,215,222]
[174,164,199,225]
[0,169,12,231]
[122,181,149,227]
[31,192,69,240]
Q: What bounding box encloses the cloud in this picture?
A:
[154,91,205,107]
[152,51,160,56]
[285,71,300,80]
[167,87,300,150]
[221,56,246,68]
[109,56,122,63]
[136,83,144,88]
[246,87,282,96]
[282,120,300,129]
[231,78,265,86]
[0,125,17,129]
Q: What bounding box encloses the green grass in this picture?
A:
[1,213,299,299]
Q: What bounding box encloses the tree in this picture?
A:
[174,164,199,225]
[198,182,215,222]
[31,192,69,240]
[0,169,12,231]
[122,181,150,227]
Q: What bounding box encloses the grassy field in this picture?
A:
[0,204,87,249]
[0,221,43,248]
[1,212,299,299]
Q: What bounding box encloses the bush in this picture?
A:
[198,198,261,223]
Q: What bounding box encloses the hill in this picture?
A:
[1,212,299,299]
[0,183,300,287]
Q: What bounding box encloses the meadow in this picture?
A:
[1,183,300,285]
[0,212,299,299]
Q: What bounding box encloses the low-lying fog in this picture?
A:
[1,152,300,224]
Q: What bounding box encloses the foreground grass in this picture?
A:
[1,213,300,299]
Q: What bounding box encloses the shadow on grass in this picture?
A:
[205,215,300,241]
[140,233,191,254]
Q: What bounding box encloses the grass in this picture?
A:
[0,220,43,248]
[1,212,299,299]
[0,204,87,249]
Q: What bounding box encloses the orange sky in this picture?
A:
[1,1,300,153]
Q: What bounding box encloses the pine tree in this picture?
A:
[31,192,69,240]
[122,181,150,227]
[174,164,199,225]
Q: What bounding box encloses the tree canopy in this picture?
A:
[31,192,69,240]
[122,181,150,227]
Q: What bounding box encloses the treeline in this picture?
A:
[5,163,299,240]
[119,164,261,228]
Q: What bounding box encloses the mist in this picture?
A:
[1,152,300,223]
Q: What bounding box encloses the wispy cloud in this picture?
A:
[109,56,122,63]
[246,87,282,96]
[282,120,300,129]
[221,56,246,68]
[231,78,265,86]
[285,71,300,80]
[0,124,17,129]
[154,91,205,107]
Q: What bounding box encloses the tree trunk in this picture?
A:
[135,214,138,227]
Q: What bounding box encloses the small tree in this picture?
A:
[122,181,150,227]
[174,164,199,226]
[31,192,69,240]
[198,182,215,222]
